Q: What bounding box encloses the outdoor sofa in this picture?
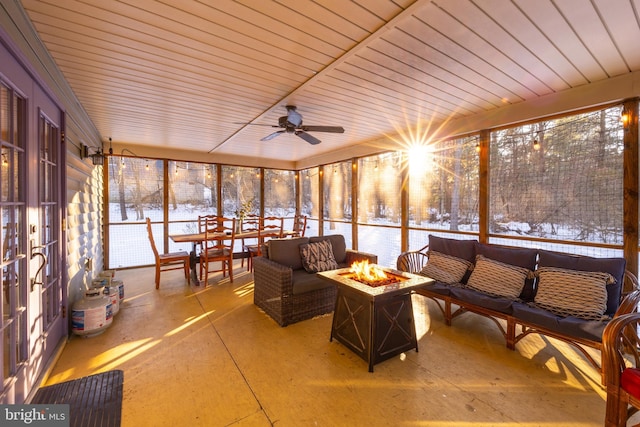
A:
[396,235,640,377]
[253,234,377,326]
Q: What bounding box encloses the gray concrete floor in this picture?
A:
[45,262,608,426]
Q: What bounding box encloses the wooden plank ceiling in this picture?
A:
[19,0,640,166]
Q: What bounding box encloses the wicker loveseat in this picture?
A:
[253,234,377,326]
[396,235,640,375]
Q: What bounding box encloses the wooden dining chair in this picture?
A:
[145,218,190,289]
[197,214,217,252]
[246,216,283,271]
[200,216,236,284]
[292,214,307,237]
[240,214,260,270]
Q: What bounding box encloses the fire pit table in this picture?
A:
[317,264,434,372]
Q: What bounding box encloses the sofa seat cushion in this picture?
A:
[466,255,532,300]
[428,234,477,263]
[310,235,347,264]
[299,240,339,273]
[512,302,608,342]
[450,286,515,314]
[291,269,335,295]
[420,251,473,284]
[268,237,310,270]
[534,267,613,320]
[417,280,454,296]
[538,250,625,315]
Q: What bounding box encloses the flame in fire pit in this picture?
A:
[350,260,388,282]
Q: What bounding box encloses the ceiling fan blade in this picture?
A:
[234,122,279,127]
[300,125,344,133]
[295,131,321,145]
[261,130,284,141]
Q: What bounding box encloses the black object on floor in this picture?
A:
[31,370,123,427]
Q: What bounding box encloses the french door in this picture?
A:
[0,69,65,402]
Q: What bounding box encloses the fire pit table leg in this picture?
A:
[368,298,375,372]
[330,287,373,368]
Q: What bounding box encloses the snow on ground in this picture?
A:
[108,204,623,269]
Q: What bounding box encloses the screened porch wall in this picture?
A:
[105,102,638,272]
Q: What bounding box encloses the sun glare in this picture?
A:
[408,143,434,176]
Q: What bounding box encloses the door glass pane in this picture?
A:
[39,115,60,329]
[1,148,8,202]
[3,326,10,380]
[13,151,20,202]
[0,86,7,142]
[0,85,27,386]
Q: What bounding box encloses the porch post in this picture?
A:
[478,129,490,244]
[623,98,639,286]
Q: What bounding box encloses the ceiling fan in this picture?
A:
[257,106,345,145]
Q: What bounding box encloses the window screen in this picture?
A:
[489,107,623,246]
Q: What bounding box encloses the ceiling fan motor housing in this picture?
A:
[260,105,342,143]
[277,116,297,133]
[285,106,303,127]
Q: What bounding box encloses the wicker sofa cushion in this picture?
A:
[420,251,472,284]
[268,237,310,270]
[466,255,532,300]
[428,234,476,263]
[538,250,625,315]
[533,266,613,320]
[299,240,339,273]
[291,269,335,295]
[309,235,347,264]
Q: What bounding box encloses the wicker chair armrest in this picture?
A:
[253,256,294,296]
[614,288,640,316]
[345,250,378,265]
[624,269,640,294]
[603,310,640,387]
[396,244,430,273]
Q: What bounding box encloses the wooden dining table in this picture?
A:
[169,229,297,283]
[170,229,297,244]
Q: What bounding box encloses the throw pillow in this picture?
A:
[533,266,614,320]
[466,255,533,300]
[420,251,472,284]
[538,250,625,316]
[299,240,339,273]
